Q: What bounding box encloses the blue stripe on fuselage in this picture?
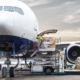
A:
[0,35,33,52]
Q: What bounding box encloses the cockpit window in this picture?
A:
[4,6,14,12]
[0,6,3,11]
[3,6,24,15]
[14,7,24,15]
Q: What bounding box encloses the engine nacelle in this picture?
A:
[65,44,80,64]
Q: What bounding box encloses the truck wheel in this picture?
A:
[44,67,54,75]
[2,67,7,78]
[10,67,14,77]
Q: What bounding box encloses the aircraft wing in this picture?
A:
[56,41,80,50]
[56,43,69,50]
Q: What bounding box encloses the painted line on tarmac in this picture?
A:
[2,78,7,80]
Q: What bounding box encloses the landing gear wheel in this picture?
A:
[44,67,54,75]
[10,67,14,77]
[2,67,7,78]
[0,64,1,70]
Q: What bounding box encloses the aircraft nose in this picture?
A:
[0,12,14,35]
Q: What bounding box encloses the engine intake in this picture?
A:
[65,44,80,64]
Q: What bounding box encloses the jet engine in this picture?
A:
[65,44,80,64]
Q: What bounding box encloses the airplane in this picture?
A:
[0,0,80,78]
[0,0,38,78]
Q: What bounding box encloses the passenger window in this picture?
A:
[14,7,24,15]
[0,6,3,11]
[4,6,14,12]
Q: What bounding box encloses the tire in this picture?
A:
[0,64,1,70]
[2,67,7,78]
[44,67,54,75]
[10,67,14,77]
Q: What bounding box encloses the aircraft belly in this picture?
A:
[0,35,33,52]
[0,24,36,53]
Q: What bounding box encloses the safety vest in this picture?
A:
[38,35,43,41]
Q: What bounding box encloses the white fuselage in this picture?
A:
[0,0,39,52]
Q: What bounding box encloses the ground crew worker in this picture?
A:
[64,60,67,69]
[29,61,32,70]
[37,35,43,42]
[37,35,43,48]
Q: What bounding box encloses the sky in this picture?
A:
[20,0,80,41]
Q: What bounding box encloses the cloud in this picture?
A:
[20,0,51,7]
[44,28,80,41]
[20,0,80,41]
[46,1,76,10]
[32,0,80,30]
[63,9,80,23]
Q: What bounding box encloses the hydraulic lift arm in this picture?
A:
[38,29,57,36]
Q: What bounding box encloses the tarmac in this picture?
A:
[0,71,80,80]
[1,75,80,80]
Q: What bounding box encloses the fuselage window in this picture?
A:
[14,7,24,15]
[0,6,3,11]
[4,6,14,12]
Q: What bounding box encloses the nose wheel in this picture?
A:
[10,67,14,77]
[2,55,15,78]
[0,43,17,78]
[2,67,14,78]
[2,67,7,78]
